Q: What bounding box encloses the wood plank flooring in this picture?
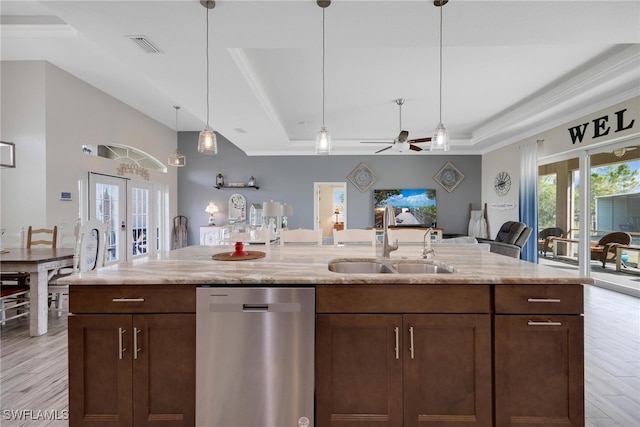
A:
[1,285,639,426]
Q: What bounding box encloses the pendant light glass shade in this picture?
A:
[315,1,331,155]
[199,0,217,156]
[430,122,449,151]
[431,0,450,152]
[198,128,218,154]
[315,127,331,155]
[169,150,186,167]
[169,106,186,166]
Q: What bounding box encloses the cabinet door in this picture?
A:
[316,314,403,427]
[69,315,133,427]
[133,314,196,427]
[403,315,492,427]
[494,315,584,427]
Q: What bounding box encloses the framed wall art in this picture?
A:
[347,162,378,193]
[434,161,465,193]
[0,141,16,168]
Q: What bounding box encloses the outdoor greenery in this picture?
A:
[539,161,639,231]
[538,174,557,229]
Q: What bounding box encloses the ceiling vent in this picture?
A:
[126,35,161,53]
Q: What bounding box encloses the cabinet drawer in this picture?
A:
[69,285,196,314]
[495,285,583,314]
[317,285,491,313]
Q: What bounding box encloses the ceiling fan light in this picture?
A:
[315,127,332,155]
[395,141,410,152]
[198,128,218,155]
[430,123,449,151]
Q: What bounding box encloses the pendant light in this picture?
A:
[315,0,331,155]
[431,0,450,152]
[168,106,186,167]
[198,0,218,155]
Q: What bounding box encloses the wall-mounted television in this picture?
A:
[373,188,437,228]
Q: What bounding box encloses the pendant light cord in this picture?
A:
[321,8,326,128]
[438,4,443,124]
[205,6,210,129]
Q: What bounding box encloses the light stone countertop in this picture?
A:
[59,244,594,286]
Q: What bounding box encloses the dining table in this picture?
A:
[0,247,75,336]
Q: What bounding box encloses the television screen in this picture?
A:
[373,188,437,228]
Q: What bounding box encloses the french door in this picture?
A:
[89,173,162,264]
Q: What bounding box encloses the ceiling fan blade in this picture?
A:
[397,130,409,142]
[408,137,432,143]
[409,144,423,152]
[375,146,393,154]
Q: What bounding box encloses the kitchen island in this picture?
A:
[62,244,591,427]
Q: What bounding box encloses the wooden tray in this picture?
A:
[212,251,266,261]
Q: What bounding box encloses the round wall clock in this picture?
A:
[494,171,511,196]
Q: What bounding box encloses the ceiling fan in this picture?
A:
[361,99,432,153]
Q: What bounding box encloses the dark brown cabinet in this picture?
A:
[68,285,196,427]
[493,285,584,427]
[316,285,493,427]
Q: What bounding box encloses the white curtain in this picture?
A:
[519,141,538,263]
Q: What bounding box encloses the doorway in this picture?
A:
[314,182,347,241]
[89,173,166,264]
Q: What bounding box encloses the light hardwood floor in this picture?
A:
[1,285,639,426]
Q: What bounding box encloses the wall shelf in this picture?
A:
[214,184,260,190]
[214,173,259,190]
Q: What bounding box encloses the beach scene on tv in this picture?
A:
[373,189,437,228]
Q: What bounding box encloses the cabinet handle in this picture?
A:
[409,326,415,359]
[118,328,126,360]
[134,328,141,360]
[112,298,145,303]
[394,327,399,360]
[527,298,561,303]
[528,320,563,326]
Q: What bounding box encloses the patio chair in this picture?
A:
[538,227,565,257]
[590,231,632,268]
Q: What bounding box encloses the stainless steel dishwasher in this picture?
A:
[196,287,315,427]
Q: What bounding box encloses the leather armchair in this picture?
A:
[477,221,533,258]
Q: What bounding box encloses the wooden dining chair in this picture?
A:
[0,285,30,326]
[280,229,321,245]
[48,219,108,316]
[0,225,51,287]
[27,226,58,248]
[333,229,376,246]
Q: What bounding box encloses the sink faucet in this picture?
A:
[421,228,435,259]
[381,204,398,258]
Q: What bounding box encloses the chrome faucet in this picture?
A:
[421,228,435,259]
[381,204,398,258]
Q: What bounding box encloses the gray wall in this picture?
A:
[177,132,481,246]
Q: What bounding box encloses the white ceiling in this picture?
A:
[1,0,639,156]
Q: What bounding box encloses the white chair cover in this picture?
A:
[468,210,488,239]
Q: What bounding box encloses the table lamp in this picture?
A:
[205,202,219,225]
[281,203,293,229]
[262,201,281,238]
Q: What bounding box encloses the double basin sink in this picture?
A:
[328,258,454,274]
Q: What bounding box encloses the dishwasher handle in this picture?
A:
[243,304,269,312]
[209,302,301,313]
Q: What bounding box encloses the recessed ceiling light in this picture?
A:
[234,128,247,134]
